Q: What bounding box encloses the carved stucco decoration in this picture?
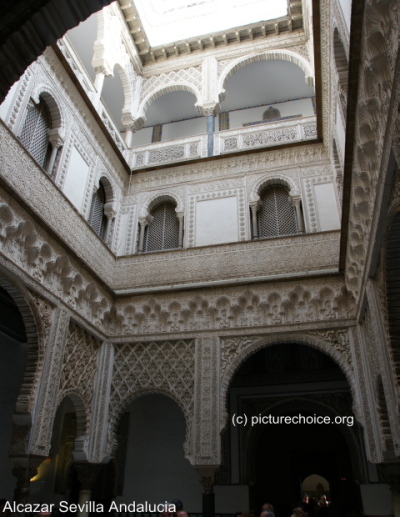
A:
[0,188,113,331]
[30,308,70,456]
[194,337,220,465]
[58,323,100,416]
[350,326,382,463]
[107,281,355,338]
[345,0,399,299]
[108,340,195,457]
[219,330,359,432]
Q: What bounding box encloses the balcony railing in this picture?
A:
[130,116,317,169]
[215,116,317,153]
[130,134,208,168]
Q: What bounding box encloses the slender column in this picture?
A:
[138,217,148,253]
[177,212,184,248]
[11,456,44,510]
[12,465,38,506]
[196,468,217,517]
[250,202,259,239]
[104,203,117,246]
[291,195,305,234]
[94,66,107,100]
[47,129,64,176]
[75,463,102,517]
[123,125,134,147]
[207,114,215,157]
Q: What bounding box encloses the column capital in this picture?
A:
[138,216,150,227]
[47,128,64,148]
[94,65,112,77]
[199,102,220,117]
[290,194,302,207]
[74,462,103,490]
[195,466,219,494]
[104,202,117,221]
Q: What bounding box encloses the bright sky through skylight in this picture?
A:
[134,0,288,47]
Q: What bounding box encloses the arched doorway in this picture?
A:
[225,342,364,517]
[114,393,201,511]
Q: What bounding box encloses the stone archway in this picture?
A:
[222,341,364,517]
[114,393,201,511]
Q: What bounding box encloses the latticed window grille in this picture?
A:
[88,182,107,239]
[20,98,52,168]
[143,201,179,252]
[258,185,298,238]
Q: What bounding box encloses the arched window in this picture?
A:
[88,182,107,239]
[19,96,52,168]
[143,201,179,252]
[257,185,298,238]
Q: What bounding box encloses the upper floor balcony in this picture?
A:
[130,115,317,169]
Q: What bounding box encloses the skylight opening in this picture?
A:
[133,0,288,47]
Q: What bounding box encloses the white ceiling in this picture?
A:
[134,0,288,46]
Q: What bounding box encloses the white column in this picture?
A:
[177,212,184,248]
[250,201,259,239]
[47,128,64,176]
[138,217,149,253]
[291,195,305,234]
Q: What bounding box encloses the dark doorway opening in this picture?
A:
[226,342,363,517]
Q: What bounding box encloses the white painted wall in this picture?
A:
[63,146,90,211]
[0,332,27,500]
[0,80,19,123]
[228,98,314,129]
[162,117,206,141]
[195,196,239,246]
[131,127,153,147]
[119,394,202,511]
[313,183,340,231]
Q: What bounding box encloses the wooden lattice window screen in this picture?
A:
[89,183,107,239]
[258,185,298,238]
[20,98,52,168]
[144,201,179,252]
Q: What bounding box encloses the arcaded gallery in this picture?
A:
[0,0,399,515]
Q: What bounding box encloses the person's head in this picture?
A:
[261,504,274,512]
[170,500,183,512]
